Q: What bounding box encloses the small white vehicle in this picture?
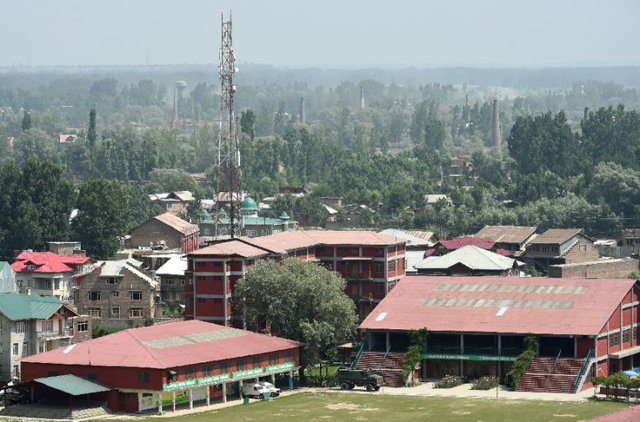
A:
[258,381,281,397]
[242,383,270,399]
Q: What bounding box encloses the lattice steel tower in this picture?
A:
[215,12,242,238]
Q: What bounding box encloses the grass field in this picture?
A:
[142,392,629,422]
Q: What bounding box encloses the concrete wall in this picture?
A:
[564,237,600,264]
[549,258,639,278]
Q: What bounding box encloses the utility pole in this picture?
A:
[215,12,242,238]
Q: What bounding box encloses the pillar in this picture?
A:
[288,371,294,390]
[222,383,227,403]
[386,332,390,351]
[188,388,193,410]
[497,335,502,379]
[157,392,163,415]
[206,386,210,406]
[270,374,275,383]
[460,334,464,376]
[172,391,176,412]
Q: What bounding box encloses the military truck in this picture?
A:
[337,368,383,391]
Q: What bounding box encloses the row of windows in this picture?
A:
[89,291,143,301]
[87,308,143,318]
[197,298,224,304]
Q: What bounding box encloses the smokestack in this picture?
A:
[299,97,306,125]
[491,99,502,160]
[360,85,365,110]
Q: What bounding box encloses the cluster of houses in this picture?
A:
[0,196,638,416]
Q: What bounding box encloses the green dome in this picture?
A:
[200,209,213,221]
[279,211,290,221]
[240,197,258,211]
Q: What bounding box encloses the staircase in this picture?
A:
[517,357,584,393]
[1,402,110,419]
[356,351,406,387]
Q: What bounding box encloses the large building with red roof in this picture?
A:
[185,230,407,325]
[11,251,93,302]
[358,276,640,393]
[21,320,299,413]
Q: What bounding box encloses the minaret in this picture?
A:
[491,99,502,160]
[299,97,306,125]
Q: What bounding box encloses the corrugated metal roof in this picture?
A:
[0,293,64,321]
[359,276,637,336]
[156,255,188,276]
[154,213,199,236]
[190,240,270,258]
[34,374,111,396]
[239,230,405,254]
[22,320,299,369]
[379,229,434,247]
[529,228,582,245]
[94,260,157,288]
[414,245,524,271]
[476,225,537,245]
[437,236,495,251]
[12,251,90,274]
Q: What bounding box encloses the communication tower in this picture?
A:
[215,12,242,238]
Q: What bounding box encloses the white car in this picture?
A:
[242,383,269,399]
[258,381,281,397]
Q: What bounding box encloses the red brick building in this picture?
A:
[185,230,406,325]
[126,213,199,254]
[21,320,299,413]
[359,276,640,393]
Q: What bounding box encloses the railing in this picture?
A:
[544,349,562,389]
[572,349,595,393]
[350,341,368,369]
[378,345,392,371]
[424,345,523,357]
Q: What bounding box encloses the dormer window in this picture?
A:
[106,277,118,285]
[26,264,37,271]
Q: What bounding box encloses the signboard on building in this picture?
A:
[421,353,516,362]
[163,373,230,391]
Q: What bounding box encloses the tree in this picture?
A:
[235,258,358,379]
[148,168,197,193]
[21,110,32,131]
[73,179,129,259]
[240,109,256,140]
[87,108,97,150]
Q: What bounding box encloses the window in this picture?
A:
[268,354,278,365]
[12,365,19,378]
[112,291,119,298]
[181,279,185,285]
[88,291,101,301]
[213,298,223,304]
[375,262,384,273]
[197,298,206,303]
[261,229,270,236]
[15,322,26,333]
[252,356,261,368]
[130,291,143,301]
[139,371,150,384]
[246,230,256,238]
[12,343,18,355]
[111,307,120,318]
[218,361,228,374]
[609,332,621,346]
[88,308,102,318]
[106,277,117,285]
[623,329,631,343]
[202,364,213,377]
[388,260,396,272]
[236,358,246,370]
[77,321,88,332]
[22,342,28,356]
[184,367,196,379]
[38,342,45,354]
[165,279,174,286]
[129,308,143,318]
[43,320,54,332]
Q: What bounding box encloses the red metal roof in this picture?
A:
[12,251,91,274]
[437,236,495,251]
[22,320,299,369]
[529,228,582,245]
[360,276,638,336]
[189,240,270,258]
[476,225,537,245]
[238,230,405,254]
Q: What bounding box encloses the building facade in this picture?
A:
[126,212,199,254]
[75,260,158,321]
[11,251,93,302]
[0,293,91,381]
[524,228,600,273]
[21,320,299,414]
[155,255,188,307]
[185,230,406,325]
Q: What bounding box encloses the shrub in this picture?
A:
[471,376,499,390]
[434,375,465,389]
[507,334,538,388]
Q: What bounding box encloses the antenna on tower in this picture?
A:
[215,11,242,239]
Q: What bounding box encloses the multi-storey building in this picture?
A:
[0,293,91,381]
[75,259,159,321]
[156,255,188,307]
[11,251,93,302]
[126,212,200,254]
[185,230,406,325]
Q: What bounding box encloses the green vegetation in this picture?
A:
[140,392,626,422]
[92,325,123,338]
[401,328,429,384]
[235,258,358,380]
[471,376,500,390]
[434,375,466,389]
[508,335,538,389]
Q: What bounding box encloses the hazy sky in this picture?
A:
[1,0,639,68]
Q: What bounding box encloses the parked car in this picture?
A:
[337,368,383,391]
[0,388,29,405]
[242,383,270,399]
[258,381,281,397]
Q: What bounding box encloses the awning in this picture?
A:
[33,374,112,396]
[609,345,640,359]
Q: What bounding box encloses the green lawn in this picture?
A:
[139,392,629,422]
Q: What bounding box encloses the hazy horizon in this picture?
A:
[1,0,639,68]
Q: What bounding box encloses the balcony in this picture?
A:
[38,329,73,340]
[343,272,373,281]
